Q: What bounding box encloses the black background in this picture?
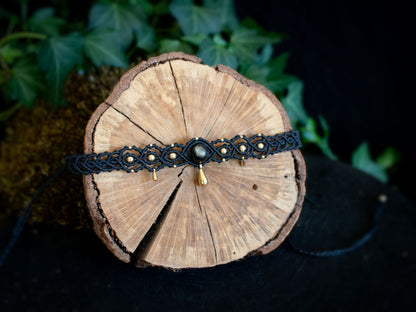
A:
[237,0,415,201]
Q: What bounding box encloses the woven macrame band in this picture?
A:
[65,130,301,175]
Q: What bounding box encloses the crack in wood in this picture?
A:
[131,173,185,264]
[168,61,188,136]
[194,185,218,264]
[109,105,165,146]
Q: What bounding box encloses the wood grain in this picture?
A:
[83,52,306,269]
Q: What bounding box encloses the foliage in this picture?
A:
[0,0,399,182]
[352,143,400,183]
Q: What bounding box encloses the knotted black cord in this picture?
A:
[287,195,387,257]
[0,166,66,268]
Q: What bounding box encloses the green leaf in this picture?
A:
[169,0,222,36]
[85,30,128,68]
[376,147,400,170]
[203,0,239,31]
[230,27,282,64]
[242,64,270,86]
[281,81,308,125]
[134,24,157,52]
[352,142,388,183]
[182,34,209,46]
[0,44,24,63]
[256,44,273,65]
[197,38,238,69]
[8,58,45,108]
[300,116,337,160]
[268,52,290,77]
[38,34,84,107]
[27,7,65,36]
[158,39,194,54]
[88,3,146,49]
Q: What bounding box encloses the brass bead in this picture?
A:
[239,144,247,153]
[147,154,156,162]
[220,147,228,155]
[168,152,177,160]
[257,142,265,149]
[126,156,134,163]
[261,155,265,159]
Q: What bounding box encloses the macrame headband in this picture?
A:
[65,130,301,185]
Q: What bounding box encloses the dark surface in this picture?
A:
[237,0,415,202]
[1,154,415,312]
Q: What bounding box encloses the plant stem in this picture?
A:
[0,32,47,47]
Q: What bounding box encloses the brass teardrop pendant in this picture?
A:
[198,164,208,186]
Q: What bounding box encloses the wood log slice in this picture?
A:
[83,52,306,269]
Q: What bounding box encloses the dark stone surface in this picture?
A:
[0,154,415,312]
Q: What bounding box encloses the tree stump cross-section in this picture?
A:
[83,52,306,269]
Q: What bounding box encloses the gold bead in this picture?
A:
[261,155,265,159]
[220,147,228,155]
[147,154,156,162]
[130,169,134,173]
[168,152,177,160]
[173,164,177,168]
[221,138,224,142]
[239,144,247,153]
[126,156,134,163]
[222,158,226,162]
[240,156,245,166]
[257,142,265,149]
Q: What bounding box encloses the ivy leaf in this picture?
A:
[182,34,209,46]
[158,39,194,54]
[281,81,308,125]
[38,34,84,107]
[85,30,128,68]
[268,52,289,77]
[134,24,157,52]
[300,117,337,160]
[8,58,45,108]
[88,3,146,49]
[230,27,283,64]
[352,142,388,183]
[197,37,238,69]
[27,7,65,36]
[203,0,239,31]
[376,147,400,170]
[169,0,222,36]
[256,44,273,65]
[0,44,24,63]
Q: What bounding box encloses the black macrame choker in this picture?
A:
[65,130,301,185]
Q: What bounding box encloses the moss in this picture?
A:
[0,66,126,228]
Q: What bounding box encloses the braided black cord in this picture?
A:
[65,130,302,175]
[0,166,66,269]
[287,195,387,257]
